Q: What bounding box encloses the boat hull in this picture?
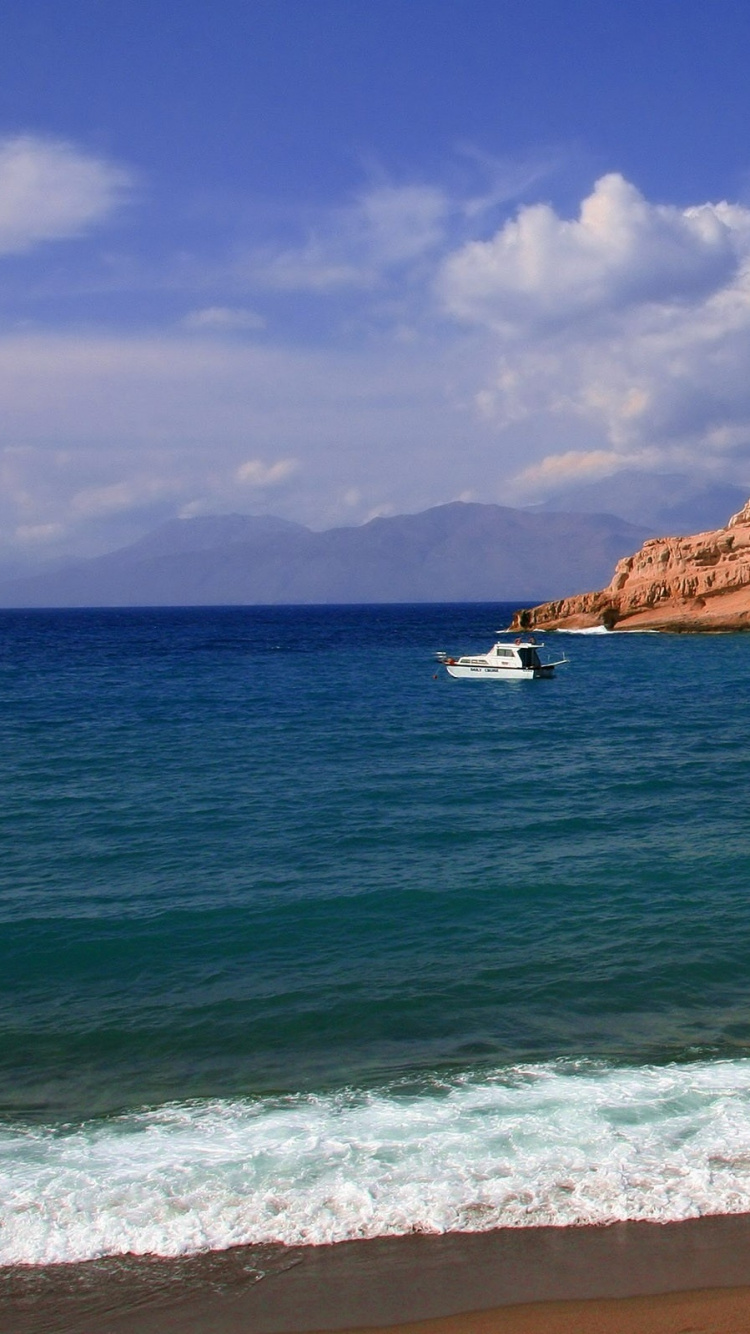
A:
[445,663,554,680]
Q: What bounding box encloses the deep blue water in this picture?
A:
[4,605,750,1261]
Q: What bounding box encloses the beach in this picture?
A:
[5,1215,750,1333]
[340,1289,750,1334]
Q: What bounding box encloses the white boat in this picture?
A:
[436,634,567,680]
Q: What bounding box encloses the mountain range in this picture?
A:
[532,470,748,533]
[1,471,746,608]
[0,503,652,607]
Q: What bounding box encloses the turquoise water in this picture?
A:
[4,605,750,1262]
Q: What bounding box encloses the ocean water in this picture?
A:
[3,604,750,1264]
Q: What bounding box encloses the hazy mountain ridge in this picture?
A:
[532,471,748,535]
[0,502,652,607]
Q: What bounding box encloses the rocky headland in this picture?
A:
[512,499,750,632]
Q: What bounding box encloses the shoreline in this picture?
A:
[5,1214,750,1334]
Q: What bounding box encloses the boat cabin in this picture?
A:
[494,643,542,670]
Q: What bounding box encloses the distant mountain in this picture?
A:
[532,471,748,536]
[0,503,653,607]
[117,513,308,559]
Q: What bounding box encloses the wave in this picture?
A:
[557,625,661,635]
[5,1058,750,1265]
[554,625,610,634]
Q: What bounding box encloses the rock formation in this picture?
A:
[512,499,750,632]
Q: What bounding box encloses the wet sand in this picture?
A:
[4,1214,750,1334]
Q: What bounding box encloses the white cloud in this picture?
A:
[0,135,132,254]
[435,174,750,499]
[247,183,451,293]
[234,148,556,299]
[439,173,747,333]
[236,458,297,487]
[251,245,368,293]
[356,184,448,266]
[514,449,625,489]
[15,522,64,545]
[182,305,265,331]
[70,477,176,519]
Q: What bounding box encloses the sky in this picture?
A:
[3,0,750,562]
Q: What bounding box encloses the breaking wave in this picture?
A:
[5,1058,750,1265]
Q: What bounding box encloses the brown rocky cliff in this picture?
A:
[513,499,750,632]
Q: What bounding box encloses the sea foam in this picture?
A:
[556,625,610,634]
[5,1058,750,1265]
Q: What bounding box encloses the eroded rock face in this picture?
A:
[513,500,750,632]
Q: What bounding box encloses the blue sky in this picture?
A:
[2,0,750,561]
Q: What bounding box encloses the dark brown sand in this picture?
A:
[5,1215,750,1334]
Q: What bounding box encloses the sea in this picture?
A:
[3,602,750,1268]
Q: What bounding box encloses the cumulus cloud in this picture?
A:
[0,135,132,254]
[439,173,747,333]
[436,174,750,499]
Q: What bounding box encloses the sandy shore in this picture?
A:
[333,1287,750,1333]
[5,1215,750,1333]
